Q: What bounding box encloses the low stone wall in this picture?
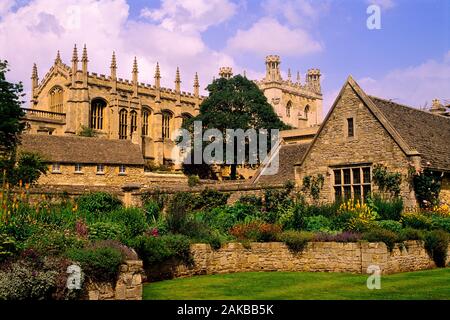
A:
[163,241,449,278]
[86,260,144,300]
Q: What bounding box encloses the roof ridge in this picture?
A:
[368,95,450,121]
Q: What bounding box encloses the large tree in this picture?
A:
[0,60,47,186]
[0,60,25,154]
[182,75,289,179]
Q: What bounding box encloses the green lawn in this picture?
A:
[143,268,450,300]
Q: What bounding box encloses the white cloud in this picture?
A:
[0,0,238,99]
[226,17,322,56]
[140,0,237,33]
[358,52,450,109]
[0,0,15,17]
[366,0,396,10]
[262,0,330,27]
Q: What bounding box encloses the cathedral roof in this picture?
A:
[19,134,145,166]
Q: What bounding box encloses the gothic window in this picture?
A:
[162,111,172,139]
[49,86,64,113]
[119,109,128,139]
[304,105,310,119]
[142,108,150,136]
[333,166,372,202]
[130,110,137,136]
[286,102,292,117]
[90,99,106,130]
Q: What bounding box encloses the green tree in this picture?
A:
[0,60,25,154]
[0,60,46,186]
[182,75,288,179]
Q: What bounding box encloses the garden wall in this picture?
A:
[86,260,143,300]
[157,241,450,278]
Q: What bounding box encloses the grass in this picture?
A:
[143,268,450,300]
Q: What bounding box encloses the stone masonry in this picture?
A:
[86,260,143,300]
[167,241,449,278]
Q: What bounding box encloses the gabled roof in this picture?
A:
[253,143,310,185]
[296,76,450,171]
[19,134,145,165]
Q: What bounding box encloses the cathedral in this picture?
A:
[24,45,323,167]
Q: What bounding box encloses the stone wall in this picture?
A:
[161,241,449,278]
[86,260,143,300]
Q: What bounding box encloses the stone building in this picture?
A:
[23,47,322,169]
[293,76,450,207]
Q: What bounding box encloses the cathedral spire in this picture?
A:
[71,45,78,63]
[55,50,62,65]
[31,63,38,91]
[132,57,138,97]
[193,72,199,97]
[296,70,300,84]
[154,62,161,88]
[81,44,88,73]
[288,68,291,81]
[175,67,181,93]
[111,51,117,69]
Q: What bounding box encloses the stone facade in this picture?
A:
[295,80,417,206]
[160,241,449,279]
[25,49,322,166]
[86,260,143,300]
[441,173,450,205]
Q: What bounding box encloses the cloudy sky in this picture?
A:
[0,0,449,114]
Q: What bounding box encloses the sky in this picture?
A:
[0,0,449,116]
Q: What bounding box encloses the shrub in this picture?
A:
[188,175,200,187]
[108,207,147,239]
[0,233,17,262]
[398,228,424,241]
[339,199,379,232]
[362,228,399,251]
[229,221,281,242]
[278,230,313,253]
[313,231,362,242]
[24,228,85,256]
[143,201,162,223]
[371,194,404,221]
[166,192,196,234]
[237,195,263,210]
[0,260,58,300]
[88,222,124,241]
[402,212,433,230]
[77,192,122,215]
[430,216,450,233]
[376,220,403,233]
[130,234,191,267]
[423,230,449,267]
[304,215,332,232]
[193,189,230,211]
[66,246,124,283]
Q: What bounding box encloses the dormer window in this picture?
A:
[119,165,126,175]
[52,163,61,173]
[96,164,105,174]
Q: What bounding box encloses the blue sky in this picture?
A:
[0,0,449,114]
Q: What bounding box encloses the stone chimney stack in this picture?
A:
[430,99,447,115]
[219,67,233,79]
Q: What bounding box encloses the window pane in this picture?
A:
[343,169,351,184]
[363,185,372,199]
[353,185,362,201]
[343,186,352,200]
[347,118,354,137]
[334,170,341,185]
[352,168,361,184]
[334,187,342,202]
[363,167,371,183]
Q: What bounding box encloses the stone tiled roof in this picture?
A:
[19,134,145,165]
[255,143,310,185]
[370,96,450,171]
